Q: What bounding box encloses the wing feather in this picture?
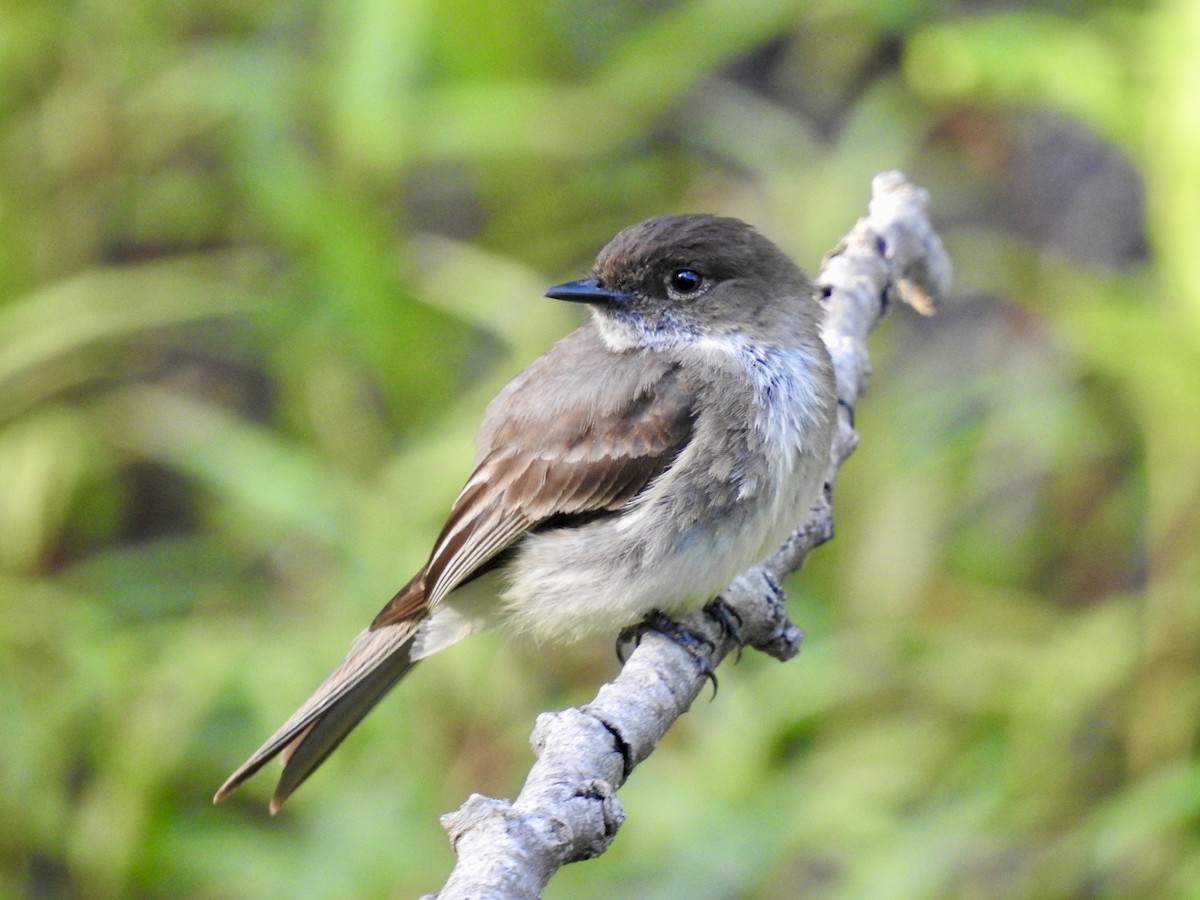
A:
[371,327,694,629]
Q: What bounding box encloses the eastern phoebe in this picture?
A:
[215,215,838,812]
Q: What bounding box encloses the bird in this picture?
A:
[214,214,838,813]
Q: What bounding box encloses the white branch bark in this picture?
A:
[428,172,952,899]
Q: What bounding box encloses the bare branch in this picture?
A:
[430,172,952,899]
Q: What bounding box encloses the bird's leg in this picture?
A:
[616,609,719,697]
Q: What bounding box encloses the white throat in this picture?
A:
[591,309,700,353]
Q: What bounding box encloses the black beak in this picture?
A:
[544,277,634,305]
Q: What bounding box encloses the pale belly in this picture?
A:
[496,444,822,642]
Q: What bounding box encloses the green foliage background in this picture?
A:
[2,0,1198,896]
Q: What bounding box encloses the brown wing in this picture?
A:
[372,324,695,629]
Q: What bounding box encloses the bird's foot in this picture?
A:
[616,609,719,697]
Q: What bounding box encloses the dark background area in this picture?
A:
[2,0,1198,897]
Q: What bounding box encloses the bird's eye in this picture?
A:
[668,268,704,295]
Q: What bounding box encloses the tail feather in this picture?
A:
[214,621,421,810]
[268,648,416,812]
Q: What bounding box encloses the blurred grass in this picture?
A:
[1,0,1197,897]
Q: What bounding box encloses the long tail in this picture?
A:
[214,620,422,813]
